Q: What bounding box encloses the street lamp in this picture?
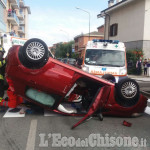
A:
[76,7,90,40]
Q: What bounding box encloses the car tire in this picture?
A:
[19,38,49,69]
[115,78,140,107]
[102,74,116,83]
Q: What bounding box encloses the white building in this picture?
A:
[97,0,150,58]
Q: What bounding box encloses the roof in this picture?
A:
[74,31,104,39]
[97,25,104,29]
[97,0,134,17]
[23,6,31,14]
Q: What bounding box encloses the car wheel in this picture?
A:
[19,38,49,69]
[115,78,140,107]
[102,74,116,83]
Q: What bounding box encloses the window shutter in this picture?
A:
[110,23,118,36]
[110,25,113,36]
[115,24,118,36]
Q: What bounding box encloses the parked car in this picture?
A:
[61,58,68,64]
[5,38,148,129]
[62,58,76,66]
[67,58,76,66]
[56,58,63,62]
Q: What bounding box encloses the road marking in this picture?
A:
[26,120,37,150]
[3,107,25,118]
[148,99,150,103]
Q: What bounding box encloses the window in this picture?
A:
[110,23,118,36]
[85,49,125,67]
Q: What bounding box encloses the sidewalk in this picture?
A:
[128,75,150,98]
[128,75,150,82]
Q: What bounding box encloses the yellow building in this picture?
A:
[0,0,31,38]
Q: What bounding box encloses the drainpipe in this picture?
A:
[104,17,106,40]
[104,12,110,40]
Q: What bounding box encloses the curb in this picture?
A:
[135,80,150,82]
[140,91,150,98]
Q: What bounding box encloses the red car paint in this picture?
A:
[3,45,148,129]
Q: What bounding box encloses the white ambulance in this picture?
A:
[0,33,27,57]
[82,39,127,82]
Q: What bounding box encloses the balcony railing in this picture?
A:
[19,21,25,25]
[17,12,24,20]
[18,26,25,34]
[9,0,19,9]
[7,11,19,26]
[19,0,25,7]
[19,26,24,31]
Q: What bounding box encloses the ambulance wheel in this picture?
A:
[19,38,49,69]
[115,78,140,107]
[102,74,116,83]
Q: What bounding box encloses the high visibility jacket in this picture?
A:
[0,59,6,80]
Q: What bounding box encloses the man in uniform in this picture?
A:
[0,45,6,102]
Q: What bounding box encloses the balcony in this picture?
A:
[19,0,25,7]
[17,12,24,20]
[19,21,25,25]
[9,0,20,9]
[18,26,25,34]
[7,11,19,26]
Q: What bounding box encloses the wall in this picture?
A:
[142,0,150,58]
[105,0,145,42]
[97,25,104,33]
[24,7,29,38]
[75,35,103,58]
[144,0,150,40]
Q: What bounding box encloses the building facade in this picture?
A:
[74,31,104,58]
[97,0,150,58]
[0,0,7,32]
[0,0,31,38]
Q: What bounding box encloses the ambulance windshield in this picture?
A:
[85,49,125,67]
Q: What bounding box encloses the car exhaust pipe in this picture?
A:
[131,113,142,117]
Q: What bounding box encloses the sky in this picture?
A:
[25,0,108,46]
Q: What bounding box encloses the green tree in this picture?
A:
[55,41,77,58]
[126,49,143,75]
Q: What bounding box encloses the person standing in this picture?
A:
[0,46,6,102]
[136,59,142,75]
[143,59,148,75]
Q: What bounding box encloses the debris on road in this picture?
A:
[123,120,132,127]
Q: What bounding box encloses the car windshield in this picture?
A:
[84,49,125,67]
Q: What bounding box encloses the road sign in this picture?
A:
[66,53,69,57]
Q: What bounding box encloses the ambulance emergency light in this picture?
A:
[93,39,119,44]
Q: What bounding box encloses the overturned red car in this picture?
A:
[3,38,148,128]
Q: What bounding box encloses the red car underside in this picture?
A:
[1,45,148,129]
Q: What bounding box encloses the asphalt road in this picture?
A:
[0,80,149,150]
[138,81,150,99]
[0,107,150,150]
